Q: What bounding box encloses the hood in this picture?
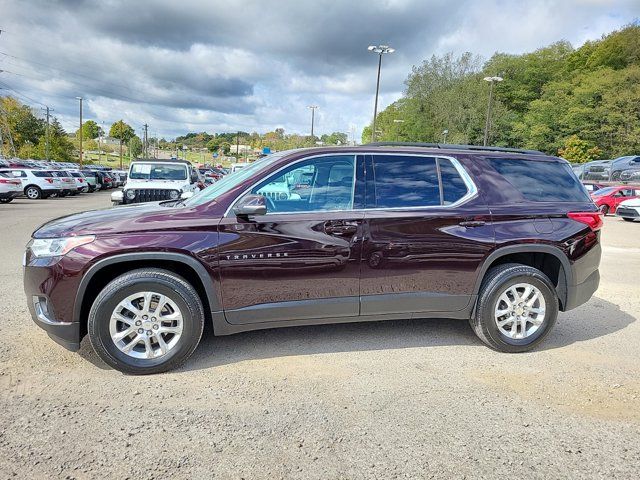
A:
[33,202,181,238]
[620,198,640,208]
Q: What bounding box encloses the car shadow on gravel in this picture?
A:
[77,296,635,373]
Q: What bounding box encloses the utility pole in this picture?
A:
[143,123,149,158]
[41,106,53,160]
[307,105,318,138]
[76,97,83,167]
[483,76,503,147]
[236,131,240,158]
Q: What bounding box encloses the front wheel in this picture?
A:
[25,186,42,200]
[88,269,205,374]
[470,263,558,352]
[599,204,609,215]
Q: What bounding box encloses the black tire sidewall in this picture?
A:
[482,272,558,349]
[90,277,202,373]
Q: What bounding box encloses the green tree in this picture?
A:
[128,136,143,159]
[77,120,102,140]
[558,135,603,163]
[109,120,135,169]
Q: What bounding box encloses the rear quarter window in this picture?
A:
[32,171,53,178]
[486,158,590,202]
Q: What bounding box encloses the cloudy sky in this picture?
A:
[0,0,638,140]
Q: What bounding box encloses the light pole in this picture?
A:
[75,97,83,168]
[483,76,503,146]
[393,119,404,141]
[368,44,395,142]
[308,105,318,138]
[442,129,449,144]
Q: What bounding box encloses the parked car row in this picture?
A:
[574,155,640,182]
[588,184,640,219]
[0,157,127,203]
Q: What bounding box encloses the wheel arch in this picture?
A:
[473,244,572,310]
[74,252,221,336]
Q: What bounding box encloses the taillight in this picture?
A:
[45,178,54,184]
[568,212,603,231]
[0,179,10,184]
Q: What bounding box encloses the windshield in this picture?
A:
[130,163,187,180]
[591,187,616,196]
[183,151,290,207]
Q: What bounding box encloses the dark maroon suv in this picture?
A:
[24,144,602,374]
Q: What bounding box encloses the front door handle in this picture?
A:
[325,222,358,235]
[459,220,486,227]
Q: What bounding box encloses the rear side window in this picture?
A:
[32,171,53,178]
[439,159,469,204]
[370,155,440,208]
[487,158,590,202]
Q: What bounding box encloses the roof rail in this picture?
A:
[365,142,544,155]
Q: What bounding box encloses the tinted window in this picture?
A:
[130,163,187,180]
[370,155,440,208]
[439,159,468,204]
[32,171,52,178]
[487,158,590,202]
[251,155,355,213]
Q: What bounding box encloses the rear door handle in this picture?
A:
[459,220,486,227]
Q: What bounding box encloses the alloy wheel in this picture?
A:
[26,187,40,199]
[494,283,546,340]
[109,291,183,359]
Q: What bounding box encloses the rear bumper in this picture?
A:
[564,269,600,311]
[0,191,21,199]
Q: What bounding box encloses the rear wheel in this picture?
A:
[88,269,205,374]
[470,263,558,352]
[25,185,42,200]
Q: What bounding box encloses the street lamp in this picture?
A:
[368,44,395,142]
[75,97,83,168]
[442,129,449,144]
[483,76,503,146]
[393,119,404,141]
[308,105,318,138]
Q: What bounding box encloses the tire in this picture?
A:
[0,198,13,203]
[470,263,559,353]
[25,185,42,200]
[88,269,205,374]
[599,204,609,215]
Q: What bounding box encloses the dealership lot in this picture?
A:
[1,193,639,478]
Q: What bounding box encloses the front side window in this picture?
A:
[129,163,187,181]
[32,171,53,178]
[250,155,355,213]
[370,155,440,208]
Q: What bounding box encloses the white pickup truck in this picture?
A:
[111,160,199,205]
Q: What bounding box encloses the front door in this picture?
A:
[218,154,364,324]
[360,154,494,316]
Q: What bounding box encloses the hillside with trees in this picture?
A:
[364,24,640,162]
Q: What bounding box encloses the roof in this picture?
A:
[131,158,192,165]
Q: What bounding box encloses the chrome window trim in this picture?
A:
[224,152,478,217]
[224,153,358,217]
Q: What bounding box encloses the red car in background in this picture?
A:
[590,185,640,215]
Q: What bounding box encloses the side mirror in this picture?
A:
[190,172,199,183]
[233,194,267,217]
[180,191,194,200]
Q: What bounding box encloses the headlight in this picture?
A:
[169,190,180,200]
[28,235,96,258]
[125,189,136,200]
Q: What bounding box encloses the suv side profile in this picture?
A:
[24,145,602,374]
[1,168,62,199]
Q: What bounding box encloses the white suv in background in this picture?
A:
[0,169,62,199]
[616,198,640,222]
[0,172,23,203]
[111,159,199,205]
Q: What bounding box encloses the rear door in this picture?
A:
[218,154,365,324]
[360,154,494,316]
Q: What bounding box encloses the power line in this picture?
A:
[0,78,48,107]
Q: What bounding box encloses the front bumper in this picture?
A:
[616,207,640,219]
[28,294,80,351]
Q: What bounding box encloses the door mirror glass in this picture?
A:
[234,194,268,217]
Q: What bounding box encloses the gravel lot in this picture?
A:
[1,192,639,479]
